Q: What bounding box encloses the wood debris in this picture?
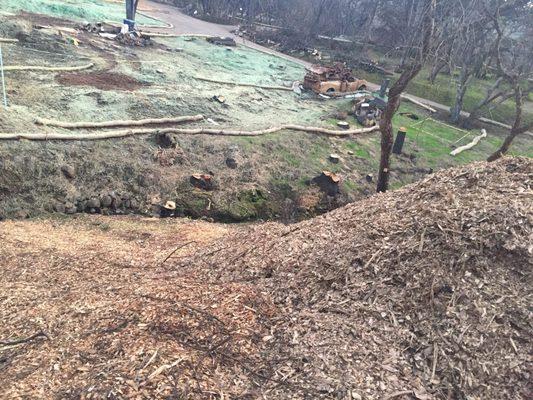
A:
[1,157,531,399]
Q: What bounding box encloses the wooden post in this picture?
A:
[392,127,407,154]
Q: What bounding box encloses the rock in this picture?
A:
[86,197,101,209]
[351,392,363,400]
[53,202,66,213]
[212,95,226,104]
[225,157,238,169]
[111,196,122,210]
[206,36,236,47]
[347,150,355,155]
[65,202,77,214]
[61,165,76,179]
[76,200,86,212]
[100,195,113,208]
[14,209,30,219]
[329,154,341,164]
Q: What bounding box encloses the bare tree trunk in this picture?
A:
[377,66,421,192]
[428,59,446,83]
[360,0,380,54]
[487,85,531,161]
[377,0,435,193]
[450,67,471,124]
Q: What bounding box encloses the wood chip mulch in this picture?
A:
[1,157,531,399]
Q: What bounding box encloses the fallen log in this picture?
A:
[401,95,437,113]
[35,114,204,129]
[450,129,487,156]
[3,63,94,72]
[195,76,293,92]
[0,38,18,43]
[0,125,379,141]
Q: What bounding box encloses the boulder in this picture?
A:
[100,194,113,208]
[61,165,76,179]
[86,197,101,209]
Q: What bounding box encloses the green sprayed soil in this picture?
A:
[2,0,166,26]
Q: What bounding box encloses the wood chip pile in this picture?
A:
[176,156,532,399]
[1,157,531,399]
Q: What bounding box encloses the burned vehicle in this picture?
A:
[303,63,368,95]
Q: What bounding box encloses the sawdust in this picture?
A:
[1,157,531,399]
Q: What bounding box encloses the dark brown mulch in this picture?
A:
[56,71,148,91]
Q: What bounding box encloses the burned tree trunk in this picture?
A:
[377,66,421,192]
[377,0,435,193]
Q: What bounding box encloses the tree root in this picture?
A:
[35,115,205,129]
[195,76,294,92]
[0,125,379,141]
[3,63,94,72]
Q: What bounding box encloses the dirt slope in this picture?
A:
[1,157,531,399]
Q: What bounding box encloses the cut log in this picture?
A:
[196,76,293,92]
[401,95,437,113]
[3,63,94,72]
[450,129,487,156]
[0,125,379,141]
[35,115,204,129]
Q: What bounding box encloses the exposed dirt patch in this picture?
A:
[56,71,148,91]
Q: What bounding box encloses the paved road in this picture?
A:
[143,0,313,68]
[142,1,527,134]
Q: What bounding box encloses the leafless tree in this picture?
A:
[486,3,532,161]
[376,0,436,192]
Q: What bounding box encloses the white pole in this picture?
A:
[0,44,7,109]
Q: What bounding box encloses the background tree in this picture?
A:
[486,2,533,161]
[376,0,436,192]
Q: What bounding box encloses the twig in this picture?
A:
[384,390,413,399]
[0,331,49,346]
[159,241,196,266]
